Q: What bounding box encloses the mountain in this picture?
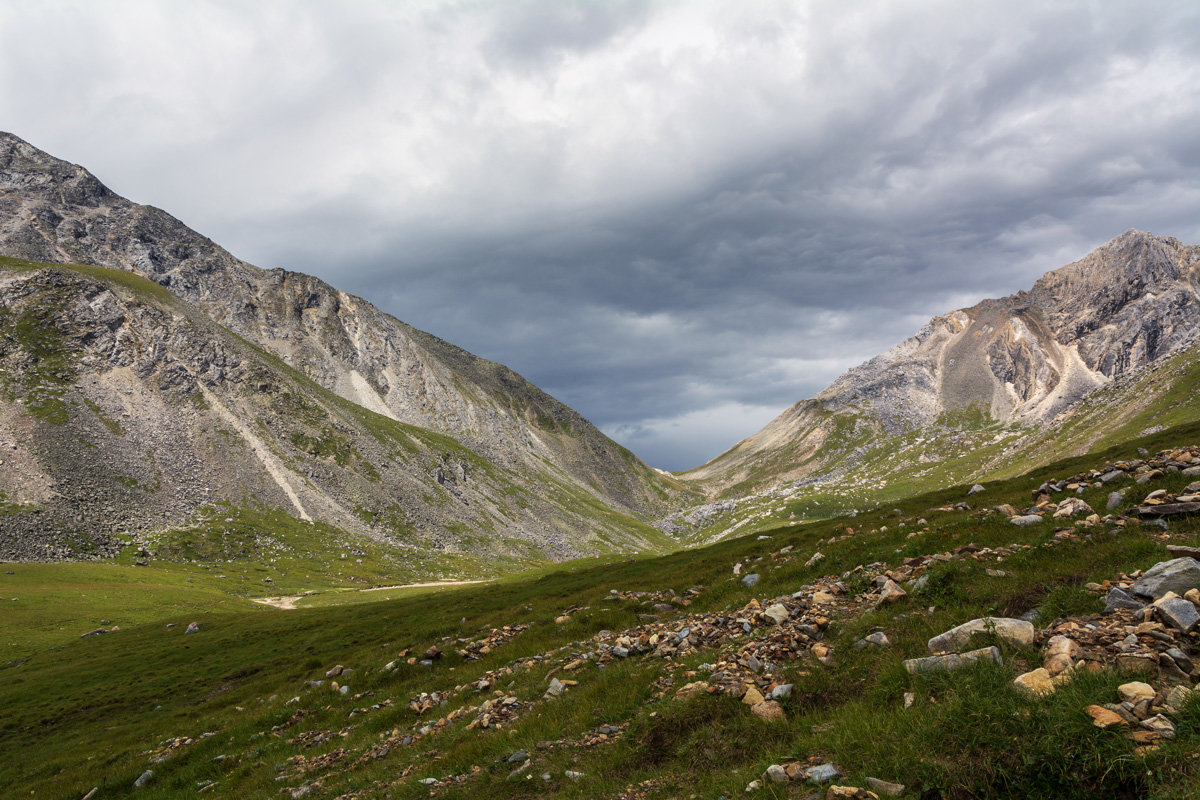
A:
[685,230,1200,499]
[0,133,687,567]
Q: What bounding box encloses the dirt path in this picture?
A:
[361,580,485,592]
[251,580,485,610]
[252,595,304,610]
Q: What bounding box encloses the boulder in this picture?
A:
[1043,635,1080,676]
[1155,596,1200,633]
[750,699,785,722]
[764,764,787,784]
[904,646,1002,674]
[806,763,841,783]
[927,617,1034,654]
[1012,668,1057,696]
[1053,497,1094,518]
[1132,558,1200,599]
[1084,704,1128,728]
[763,603,789,625]
[878,579,907,604]
[1118,681,1155,703]
[1103,587,1146,614]
[1010,514,1044,527]
[864,777,905,796]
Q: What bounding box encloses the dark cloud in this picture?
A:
[2,1,1200,468]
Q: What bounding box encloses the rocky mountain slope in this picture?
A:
[0,132,688,564]
[0,257,675,566]
[0,133,691,563]
[686,230,1200,497]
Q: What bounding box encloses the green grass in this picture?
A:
[3,428,1200,798]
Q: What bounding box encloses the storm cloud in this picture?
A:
[3,0,1199,468]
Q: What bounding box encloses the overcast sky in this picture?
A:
[3,1,1200,469]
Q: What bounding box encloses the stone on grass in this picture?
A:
[904,646,1002,674]
[826,788,879,800]
[878,579,907,604]
[1107,491,1124,510]
[1132,558,1200,599]
[134,770,153,789]
[862,631,891,648]
[806,763,841,783]
[1141,714,1176,739]
[764,764,788,783]
[771,683,793,700]
[968,484,985,495]
[545,678,566,698]
[1167,685,1195,710]
[927,617,1034,653]
[750,700,785,722]
[1118,681,1155,703]
[185,622,200,634]
[741,685,765,705]
[1043,635,1080,676]
[1085,704,1128,728]
[1012,668,1056,696]
[1010,514,1044,527]
[741,573,760,589]
[864,777,905,796]
[1053,497,1094,518]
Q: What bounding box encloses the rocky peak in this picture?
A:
[0,133,680,528]
[688,230,1200,492]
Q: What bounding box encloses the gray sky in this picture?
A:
[3,1,1200,469]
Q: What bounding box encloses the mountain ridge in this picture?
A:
[685,229,1200,497]
[0,131,682,522]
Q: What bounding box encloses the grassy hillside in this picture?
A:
[0,258,678,569]
[4,423,1200,798]
[669,343,1200,545]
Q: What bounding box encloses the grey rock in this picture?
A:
[1107,491,1124,510]
[506,749,528,763]
[741,573,760,588]
[1156,596,1200,633]
[184,621,199,634]
[1010,514,1044,527]
[968,484,985,495]
[927,618,1034,653]
[1166,647,1194,674]
[806,763,841,783]
[771,683,793,700]
[865,777,907,796]
[904,646,1003,674]
[545,677,565,698]
[1101,470,1126,483]
[764,764,787,783]
[1132,558,1200,598]
[1104,587,1146,614]
[134,770,153,789]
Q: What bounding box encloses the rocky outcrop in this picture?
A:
[689,230,1200,492]
[0,261,670,563]
[0,131,680,527]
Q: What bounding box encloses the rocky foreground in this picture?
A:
[61,444,1200,800]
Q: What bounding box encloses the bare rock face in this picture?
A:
[691,228,1200,491]
[0,132,684,562]
[0,266,677,562]
[0,132,678,520]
